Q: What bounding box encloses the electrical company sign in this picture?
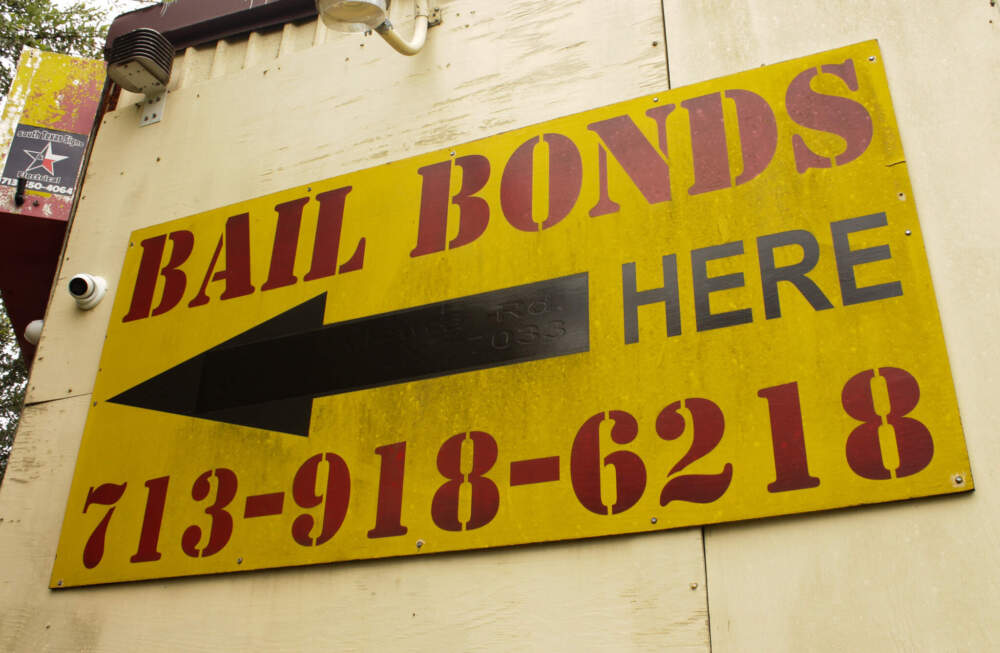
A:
[53,41,971,587]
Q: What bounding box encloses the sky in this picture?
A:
[1,1,158,431]
[0,294,25,434]
[54,0,158,20]
[55,0,144,9]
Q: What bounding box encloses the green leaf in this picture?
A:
[0,293,27,487]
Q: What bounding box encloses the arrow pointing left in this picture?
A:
[109,273,590,436]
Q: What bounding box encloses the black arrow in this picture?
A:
[109,273,590,436]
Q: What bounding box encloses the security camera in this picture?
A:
[68,274,108,310]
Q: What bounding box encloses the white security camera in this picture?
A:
[68,274,108,310]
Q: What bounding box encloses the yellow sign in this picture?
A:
[53,41,971,588]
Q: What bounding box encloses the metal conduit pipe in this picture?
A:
[374,0,429,55]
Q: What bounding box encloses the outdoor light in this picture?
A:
[106,27,174,126]
[316,0,435,55]
[24,320,43,346]
[318,0,388,32]
[106,28,173,95]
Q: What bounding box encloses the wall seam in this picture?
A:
[659,0,672,89]
[702,526,714,652]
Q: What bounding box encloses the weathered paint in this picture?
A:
[21,53,105,135]
[664,1,1000,651]
[0,48,105,359]
[4,2,711,650]
[0,48,105,221]
[1,0,994,649]
[50,41,970,588]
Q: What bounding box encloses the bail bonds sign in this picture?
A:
[53,41,971,587]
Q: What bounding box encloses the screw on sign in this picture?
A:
[77,366,935,570]
[52,42,972,587]
[114,59,876,323]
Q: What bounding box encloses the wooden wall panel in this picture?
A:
[2,2,709,651]
[25,0,669,405]
[0,399,709,653]
[662,1,1000,650]
[3,402,709,651]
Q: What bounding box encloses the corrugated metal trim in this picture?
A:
[114,17,328,108]
[105,0,318,55]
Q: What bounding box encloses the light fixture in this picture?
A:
[24,320,43,346]
[106,27,174,126]
[318,0,388,32]
[106,28,173,95]
[316,0,436,56]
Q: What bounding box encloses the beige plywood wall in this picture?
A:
[3,0,997,650]
[0,1,712,651]
[662,0,1000,651]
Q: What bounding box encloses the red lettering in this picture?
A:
[411,161,450,256]
[122,231,194,322]
[292,453,351,546]
[449,156,491,248]
[303,186,366,280]
[589,146,621,217]
[570,411,646,515]
[682,90,778,195]
[188,213,255,307]
[786,58,873,173]
[656,398,734,506]
[130,476,169,563]
[725,89,777,185]
[758,383,821,492]
[367,442,408,539]
[587,110,673,216]
[500,134,582,231]
[181,468,237,558]
[82,482,127,569]
[843,367,933,480]
[261,197,309,291]
[410,156,491,257]
[431,432,500,531]
[682,93,730,195]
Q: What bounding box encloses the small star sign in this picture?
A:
[24,142,69,175]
